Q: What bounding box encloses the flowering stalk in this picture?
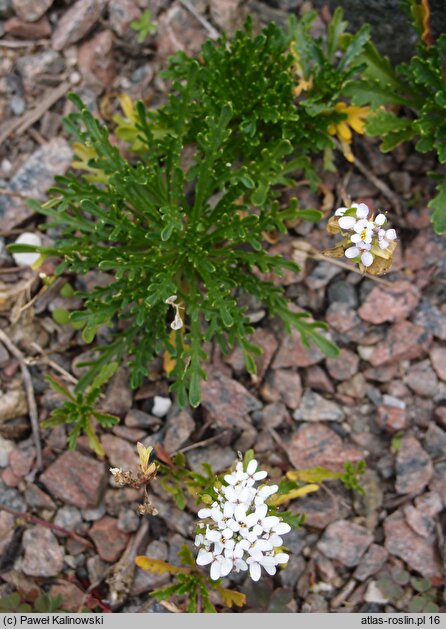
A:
[195,458,290,582]
[326,202,397,275]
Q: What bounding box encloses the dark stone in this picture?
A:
[313,0,420,64]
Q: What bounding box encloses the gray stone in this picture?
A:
[293,389,344,422]
[0,480,26,511]
[327,280,358,308]
[317,520,373,567]
[22,526,64,577]
[54,506,83,532]
[186,446,235,474]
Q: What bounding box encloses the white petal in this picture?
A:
[252,539,273,552]
[355,203,369,219]
[249,562,261,582]
[211,507,224,522]
[210,560,222,581]
[197,508,212,519]
[379,239,389,250]
[220,557,233,577]
[374,213,386,226]
[253,470,268,480]
[264,564,277,576]
[334,207,347,216]
[345,246,360,259]
[206,528,221,542]
[244,512,260,528]
[12,232,42,267]
[246,459,258,476]
[361,251,374,267]
[274,522,291,535]
[255,503,268,519]
[274,553,289,565]
[234,559,248,572]
[269,534,283,547]
[338,216,356,230]
[386,228,397,240]
[221,528,234,540]
[196,550,213,566]
[353,219,367,233]
[224,474,237,485]
[261,516,280,529]
[350,233,362,243]
[223,502,235,518]
[234,504,247,521]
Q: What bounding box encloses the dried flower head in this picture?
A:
[325,202,397,275]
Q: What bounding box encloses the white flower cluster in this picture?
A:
[335,202,397,268]
[195,459,290,582]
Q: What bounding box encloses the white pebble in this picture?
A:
[12,232,42,267]
[151,396,172,418]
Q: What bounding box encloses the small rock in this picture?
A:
[102,367,132,416]
[2,467,20,488]
[327,280,358,308]
[293,490,338,529]
[0,382,27,422]
[78,30,115,89]
[257,402,290,429]
[0,0,12,18]
[52,0,108,50]
[317,520,373,567]
[326,348,360,381]
[354,544,388,581]
[54,506,83,532]
[4,14,51,37]
[22,526,64,577]
[86,555,108,584]
[209,0,243,34]
[0,437,14,468]
[306,261,342,290]
[289,423,364,472]
[370,321,432,366]
[124,409,161,429]
[131,540,169,595]
[9,95,26,116]
[17,50,65,92]
[414,491,442,516]
[108,0,141,39]
[155,499,194,537]
[101,435,138,470]
[389,171,411,194]
[304,366,335,394]
[12,0,53,21]
[364,581,389,605]
[273,329,324,368]
[164,409,195,452]
[49,582,85,613]
[151,396,172,418]
[24,484,56,510]
[403,504,435,538]
[413,301,446,341]
[338,373,368,399]
[429,461,446,506]
[117,507,139,533]
[9,446,34,478]
[89,516,129,562]
[81,503,106,522]
[0,480,26,511]
[201,370,261,429]
[405,359,439,397]
[268,369,302,409]
[424,423,446,458]
[375,405,407,433]
[430,346,446,381]
[293,390,344,422]
[279,555,306,590]
[112,425,146,442]
[40,451,106,509]
[0,138,72,229]
[395,435,433,495]
[384,508,442,579]
[0,511,15,555]
[187,446,234,474]
[358,280,420,324]
[156,5,207,58]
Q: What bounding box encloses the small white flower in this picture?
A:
[378,227,397,250]
[344,243,374,267]
[12,232,42,267]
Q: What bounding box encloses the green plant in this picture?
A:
[0,592,65,613]
[43,363,120,455]
[345,0,446,234]
[130,9,157,44]
[10,20,355,409]
[136,545,246,613]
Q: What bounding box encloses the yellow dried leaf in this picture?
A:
[135,556,190,575]
[322,244,345,258]
[268,483,320,506]
[287,467,343,483]
[326,216,341,234]
[215,587,246,609]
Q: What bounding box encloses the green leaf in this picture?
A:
[429,177,446,234]
[294,208,323,222]
[52,308,71,325]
